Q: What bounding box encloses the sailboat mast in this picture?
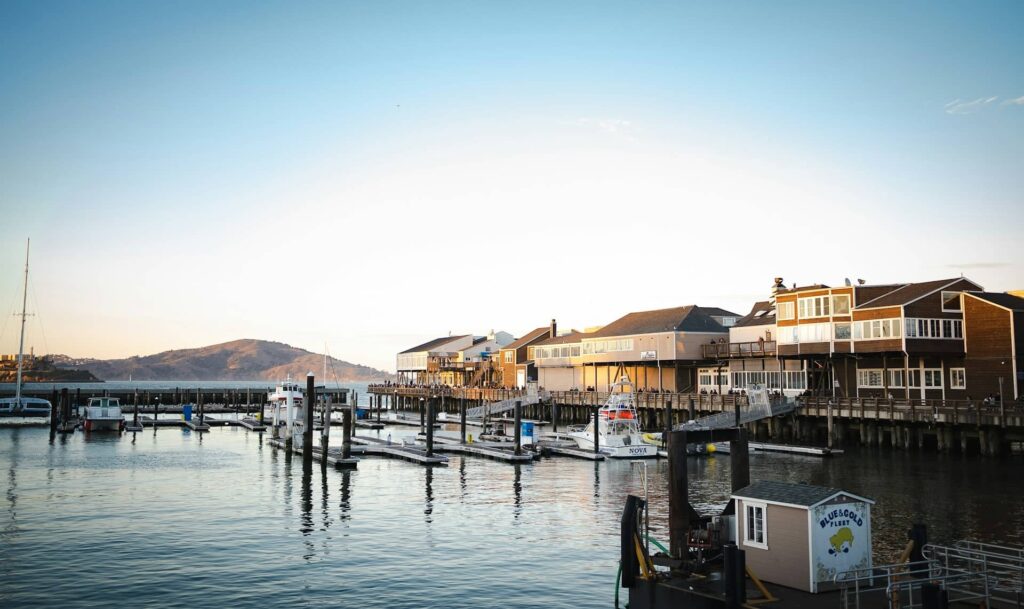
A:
[15,238,30,406]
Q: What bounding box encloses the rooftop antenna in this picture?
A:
[844,278,852,286]
[857,278,866,285]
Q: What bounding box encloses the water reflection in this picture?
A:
[339,470,352,523]
[512,465,522,520]
[424,467,434,524]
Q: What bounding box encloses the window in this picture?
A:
[777,302,795,321]
[744,503,767,549]
[797,322,831,343]
[834,322,852,340]
[858,369,884,388]
[777,325,799,345]
[905,318,963,339]
[798,296,830,319]
[924,369,943,388]
[889,370,906,388]
[783,370,807,390]
[908,370,921,388]
[832,294,851,315]
[504,351,514,364]
[941,291,962,312]
[854,319,901,340]
[527,347,535,360]
[950,368,966,389]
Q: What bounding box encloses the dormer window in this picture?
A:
[941,291,962,312]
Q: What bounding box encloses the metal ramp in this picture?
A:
[465,386,548,420]
[674,389,797,431]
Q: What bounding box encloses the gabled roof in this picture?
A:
[502,327,551,351]
[588,306,727,338]
[535,331,588,346]
[966,292,1024,313]
[856,278,983,309]
[399,335,471,354]
[735,301,775,328]
[733,480,874,508]
[698,306,742,318]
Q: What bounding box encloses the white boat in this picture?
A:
[1,239,52,425]
[569,376,658,458]
[82,397,125,432]
[267,377,306,445]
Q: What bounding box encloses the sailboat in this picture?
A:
[0,239,53,422]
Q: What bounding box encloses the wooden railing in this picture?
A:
[368,384,1024,428]
[702,340,777,359]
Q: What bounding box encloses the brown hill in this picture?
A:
[61,339,391,382]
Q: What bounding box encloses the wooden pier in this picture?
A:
[369,384,1024,457]
[351,436,448,465]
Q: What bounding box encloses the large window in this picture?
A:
[858,368,910,388]
[504,351,514,364]
[854,319,902,340]
[950,368,966,389]
[924,369,943,388]
[744,503,767,549]
[777,302,795,321]
[834,322,852,340]
[798,296,831,319]
[857,369,884,388]
[783,370,807,390]
[797,322,832,343]
[832,294,851,315]
[905,318,963,339]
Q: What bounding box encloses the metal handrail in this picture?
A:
[925,542,1024,607]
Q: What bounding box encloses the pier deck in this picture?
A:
[267,438,359,468]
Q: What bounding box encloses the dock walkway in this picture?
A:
[351,436,448,465]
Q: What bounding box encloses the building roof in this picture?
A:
[698,306,742,318]
[399,335,471,354]
[502,327,551,351]
[588,306,727,338]
[733,480,874,508]
[534,331,588,346]
[967,292,1024,313]
[776,284,830,294]
[734,301,775,328]
[856,278,982,309]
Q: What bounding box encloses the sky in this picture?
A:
[1,0,1022,372]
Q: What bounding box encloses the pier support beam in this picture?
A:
[426,399,435,457]
[514,401,522,456]
[460,398,467,443]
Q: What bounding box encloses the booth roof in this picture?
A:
[733,480,874,508]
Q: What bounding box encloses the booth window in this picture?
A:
[744,502,767,549]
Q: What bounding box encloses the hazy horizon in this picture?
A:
[2,1,1022,372]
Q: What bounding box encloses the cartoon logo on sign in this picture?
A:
[828,527,854,555]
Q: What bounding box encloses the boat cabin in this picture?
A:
[732,480,874,593]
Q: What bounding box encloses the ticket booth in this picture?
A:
[732,480,874,593]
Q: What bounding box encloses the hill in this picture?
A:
[57,340,391,382]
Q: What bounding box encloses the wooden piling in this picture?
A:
[426,400,435,457]
[514,401,522,456]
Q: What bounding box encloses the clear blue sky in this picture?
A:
[1,1,1022,371]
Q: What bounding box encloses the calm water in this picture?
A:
[1,423,1022,608]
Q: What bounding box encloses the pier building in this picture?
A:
[533,305,739,392]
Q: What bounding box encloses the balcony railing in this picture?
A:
[702,340,777,359]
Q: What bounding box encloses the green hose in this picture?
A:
[615,536,668,607]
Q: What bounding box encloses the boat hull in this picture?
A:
[84,418,124,432]
[569,433,660,458]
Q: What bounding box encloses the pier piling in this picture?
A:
[426,399,435,457]
[303,374,315,464]
[592,406,600,455]
[514,401,522,456]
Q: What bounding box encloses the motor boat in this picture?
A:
[82,397,125,431]
[0,396,52,421]
[569,376,658,458]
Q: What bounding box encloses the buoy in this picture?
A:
[468,433,473,443]
[706,443,716,453]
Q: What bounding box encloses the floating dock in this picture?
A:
[238,417,266,431]
[432,436,536,463]
[183,418,210,432]
[350,436,448,465]
[539,443,605,460]
[748,441,842,456]
[267,438,359,468]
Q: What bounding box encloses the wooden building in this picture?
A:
[733,480,874,594]
[962,292,1023,401]
[498,322,556,388]
[772,277,983,399]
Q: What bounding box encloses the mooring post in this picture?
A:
[827,399,835,450]
[460,397,467,443]
[342,392,352,460]
[320,393,330,467]
[420,398,425,432]
[514,401,522,456]
[664,399,673,449]
[198,389,205,425]
[723,543,747,607]
[376,394,381,423]
[669,429,689,559]
[426,399,435,457]
[133,389,139,427]
[49,393,59,437]
[592,406,600,454]
[730,428,750,492]
[551,399,559,433]
[304,373,315,463]
[61,388,70,429]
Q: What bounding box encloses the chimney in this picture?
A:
[769,277,784,306]
[549,319,557,338]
